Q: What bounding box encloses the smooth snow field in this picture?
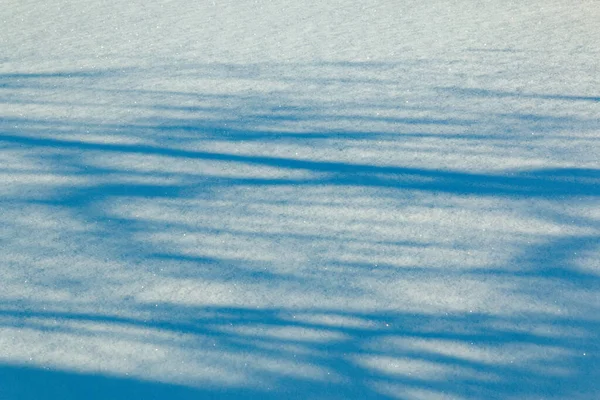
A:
[1,1,599,399]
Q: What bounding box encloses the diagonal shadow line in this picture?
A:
[2,133,599,198]
[438,87,600,102]
[1,306,597,348]
[1,303,598,399]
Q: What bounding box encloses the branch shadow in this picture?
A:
[0,305,598,399]
[1,60,599,399]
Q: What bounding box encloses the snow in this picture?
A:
[1,0,599,399]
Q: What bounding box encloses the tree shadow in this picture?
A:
[0,304,598,399]
[1,60,599,398]
[0,364,212,400]
[438,87,600,103]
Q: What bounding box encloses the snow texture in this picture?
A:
[1,1,599,399]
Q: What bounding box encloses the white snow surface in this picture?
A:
[1,1,599,399]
